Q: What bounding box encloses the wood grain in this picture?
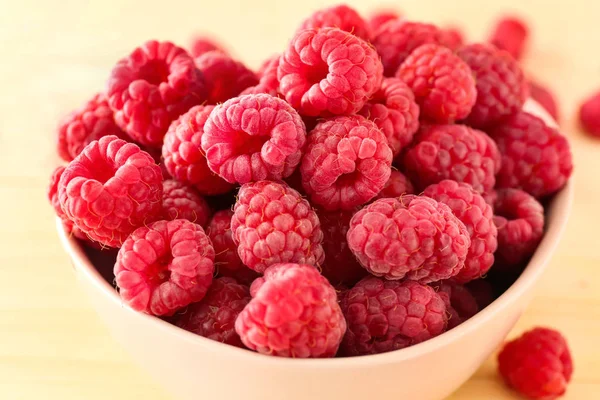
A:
[1,0,599,398]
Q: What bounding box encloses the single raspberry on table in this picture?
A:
[423,180,498,283]
[58,135,163,248]
[430,280,479,329]
[195,51,259,104]
[236,263,346,358]
[493,188,545,269]
[189,35,227,58]
[375,170,414,199]
[529,80,560,122]
[241,54,280,96]
[296,4,371,41]
[278,27,383,117]
[402,124,501,193]
[579,91,600,137]
[489,16,529,61]
[175,277,250,347]
[300,115,393,210]
[457,43,527,128]
[231,181,324,273]
[367,9,401,33]
[161,179,211,227]
[358,77,420,156]
[162,105,233,195]
[114,219,215,316]
[498,327,573,400]
[107,40,208,148]
[489,111,573,198]
[57,93,127,162]
[347,195,471,283]
[202,94,306,184]
[340,277,448,356]
[440,26,465,50]
[397,44,476,123]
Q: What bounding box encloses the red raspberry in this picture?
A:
[489,111,573,198]
[175,277,250,347]
[317,209,367,286]
[161,179,211,227]
[375,170,415,199]
[58,136,163,248]
[300,115,393,210]
[441,26,465,50]
[493,188,545,269]
[296,4,371,41]
[358,77,420,156]
[498,327,573,400]
[367,9,401,33]
[430,280,479,329]
[372,20,451,76]
[489,16,529,61]
[579,91,600,137]
[347,195,470,283]
[340,277,448,356]
[403,124,501,193]
[189,35,227,58]
[57,93,127,162]
[202,94,306,184]
[423,180,498,283]
[457,43,527,128]
[107,40,208,148]
[529,80,560,122]
[241,54,280,96]
[231,181,325,273]
[195,51,259,104]
[162,105,233,195]
[114,219,215,316]
[466,279,495,310]
[397,44,477,123]
[278,28,383,117]
[236,263,346,358]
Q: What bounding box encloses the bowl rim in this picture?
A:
[57,100,574,369]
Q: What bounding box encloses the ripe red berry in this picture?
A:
[297,4,371,41]
[489,16,529,60]
[161,179,211,227]
[579,91,600,137]
[375,170,415,199]
[189,35,227,58]
[529,80,559,122]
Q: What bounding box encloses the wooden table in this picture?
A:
[1,0,598,398]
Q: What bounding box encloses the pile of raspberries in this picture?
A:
[48,5,574,400]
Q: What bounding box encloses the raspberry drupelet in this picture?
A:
[340,277,448,356]
[529,80,560,122]
[231,181,325,273]
[430,280,479,329]
[241,54,280,96]
[347,195,471,283]
[236,263,346,358]
[300,115,393,210]
[278,27,383,117]
[114,219,215,316]
[296,4,371,41]
[397,44,477,123]
[58,135,163,248]
[107,40,208,148]
[488,16,529,61]
[202,94,307,184]
[375,170,415,199]
[358,77,420,156]
[161,179,211,227]
[162,105,234,195]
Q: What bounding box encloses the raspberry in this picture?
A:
[493,188,545,269]
[466,279,495,310]
[231,181,325,273]
[189,35,227,58]
[367,9,401,33]
[300,115,393,210]
[57,93,127,162]
[498,327,573,400]
[162,105,234,195]
[235,263,346,358]
[529,80,560,122]
[202,94,306,184]
[489,16,529,61]
[423,180,497,283]
[107,40,208,148]
[579,91,600,137]
[372,20,451,76]
[278,28,383,117]
[347,195,470,283]
[358,77,420,156]
[397,44,477,123]
[195,51,259,104]
[58,135,163,248]
[317,209,367,286]
[175,277,250,347]
[403,124,501,193]
[241,54,280,96]
[457,43,527,128]
[489,111,573,198]
[375,170,414,199]
[161,179,211,227]
[296,4,371,41]
[114,219,215,316]
[430,280,478,329]
[340,277,448,356]
[441,26,465,50]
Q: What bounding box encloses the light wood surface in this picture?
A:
[1,0,599,398]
